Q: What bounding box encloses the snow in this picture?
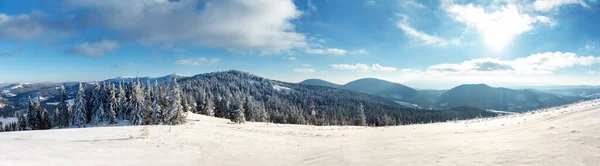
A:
[0,117,17,126]
[1,100,600,165]
[46,99,75,106]
[394,101,420,108]
[2,89,16,97]
[486,109,516,115]
[272,85,296,93]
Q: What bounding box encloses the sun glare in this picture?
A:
[483,27,514,51]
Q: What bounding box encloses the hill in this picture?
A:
[435,84,581,112]
[341,78,417,99]
[299,79,340,88]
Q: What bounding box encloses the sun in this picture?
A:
[482,29,514,51]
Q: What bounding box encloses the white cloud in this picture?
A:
[306,48,347,55]
[331,63,397,72]
[65,40,119,57]
[399,0,426,9]
[396,14,459,46]
[349,49,368,55]
[176,57,220,66]
[287,56,297,61]
[533,0,589,12]
[65,0,307,53]
[366,0,376,6]
[444,3,556,50]
[307,0,317,12]
[293,68,316,73]
[371,64,398,72]
[427,52,598,74]
[0,11,70,41]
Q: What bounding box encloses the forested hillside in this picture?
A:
[178,70,496,126]
[1,70,499,132]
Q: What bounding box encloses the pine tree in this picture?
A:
[58,85,69,126]
[34,97,43,129]
[165,74,186,125]
[53,107,60,126]
[26,97,36,130]
[214,95,229,118]
[91,82,105,124]
[73,82,88,127]
[40,109,52,129]
[357,103,366,126]
[243,96,255,121]
[107,84,118,124]
[151,82,163,125]
[17,113,27,130]
[129,81,145,125]
[232,102,246,124]
[199,91,215,116]
[117,82,127,120]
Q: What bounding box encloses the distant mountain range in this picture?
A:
[300,78,595,112]
[105,74,188,84]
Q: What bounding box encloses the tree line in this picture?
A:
[1,75,186,132]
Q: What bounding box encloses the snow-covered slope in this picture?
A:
[1,100,600,165]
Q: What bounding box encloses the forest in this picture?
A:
[0,70,498,132]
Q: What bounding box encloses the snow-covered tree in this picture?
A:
[117,82,127,120]
[151,80,163,125]
[58,85,69,127]
[17,112,27,130]
[231,102,246,124]
[357,103,366,126]
[129,81,145,125]
[90,82,105,124]
[26,97,36,130]
[165,74,186,125]
[243,96,256,121]
[107,84,118,124]
[73,82,88,127]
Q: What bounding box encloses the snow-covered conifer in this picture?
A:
[73,82,88,127]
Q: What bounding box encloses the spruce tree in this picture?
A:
[34,97,43,129]
[26,97,36,130]
[40,109,52,129]
[151,81,163,125]
[117,82,127,120]
[129,81,145,125]
[17,113,27,130]
[107,84,118,124]
[58,85,69,126]
[357,103,366,126]
[243,96,255,121]
[232,102,246,124]
[91,82,105,124]
[73,82,88,127]
[165,74,186,125]
[54,107,60,127]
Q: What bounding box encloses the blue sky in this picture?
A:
[0,0,599,89]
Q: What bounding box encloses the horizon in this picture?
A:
[1,0,600,89]
[3,69,600,90]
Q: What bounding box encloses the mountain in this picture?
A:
[105,74,187,84]
[435,84,582,112]
[299,79,340,88]
[0,82,12,88]
[341,78,417,99]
